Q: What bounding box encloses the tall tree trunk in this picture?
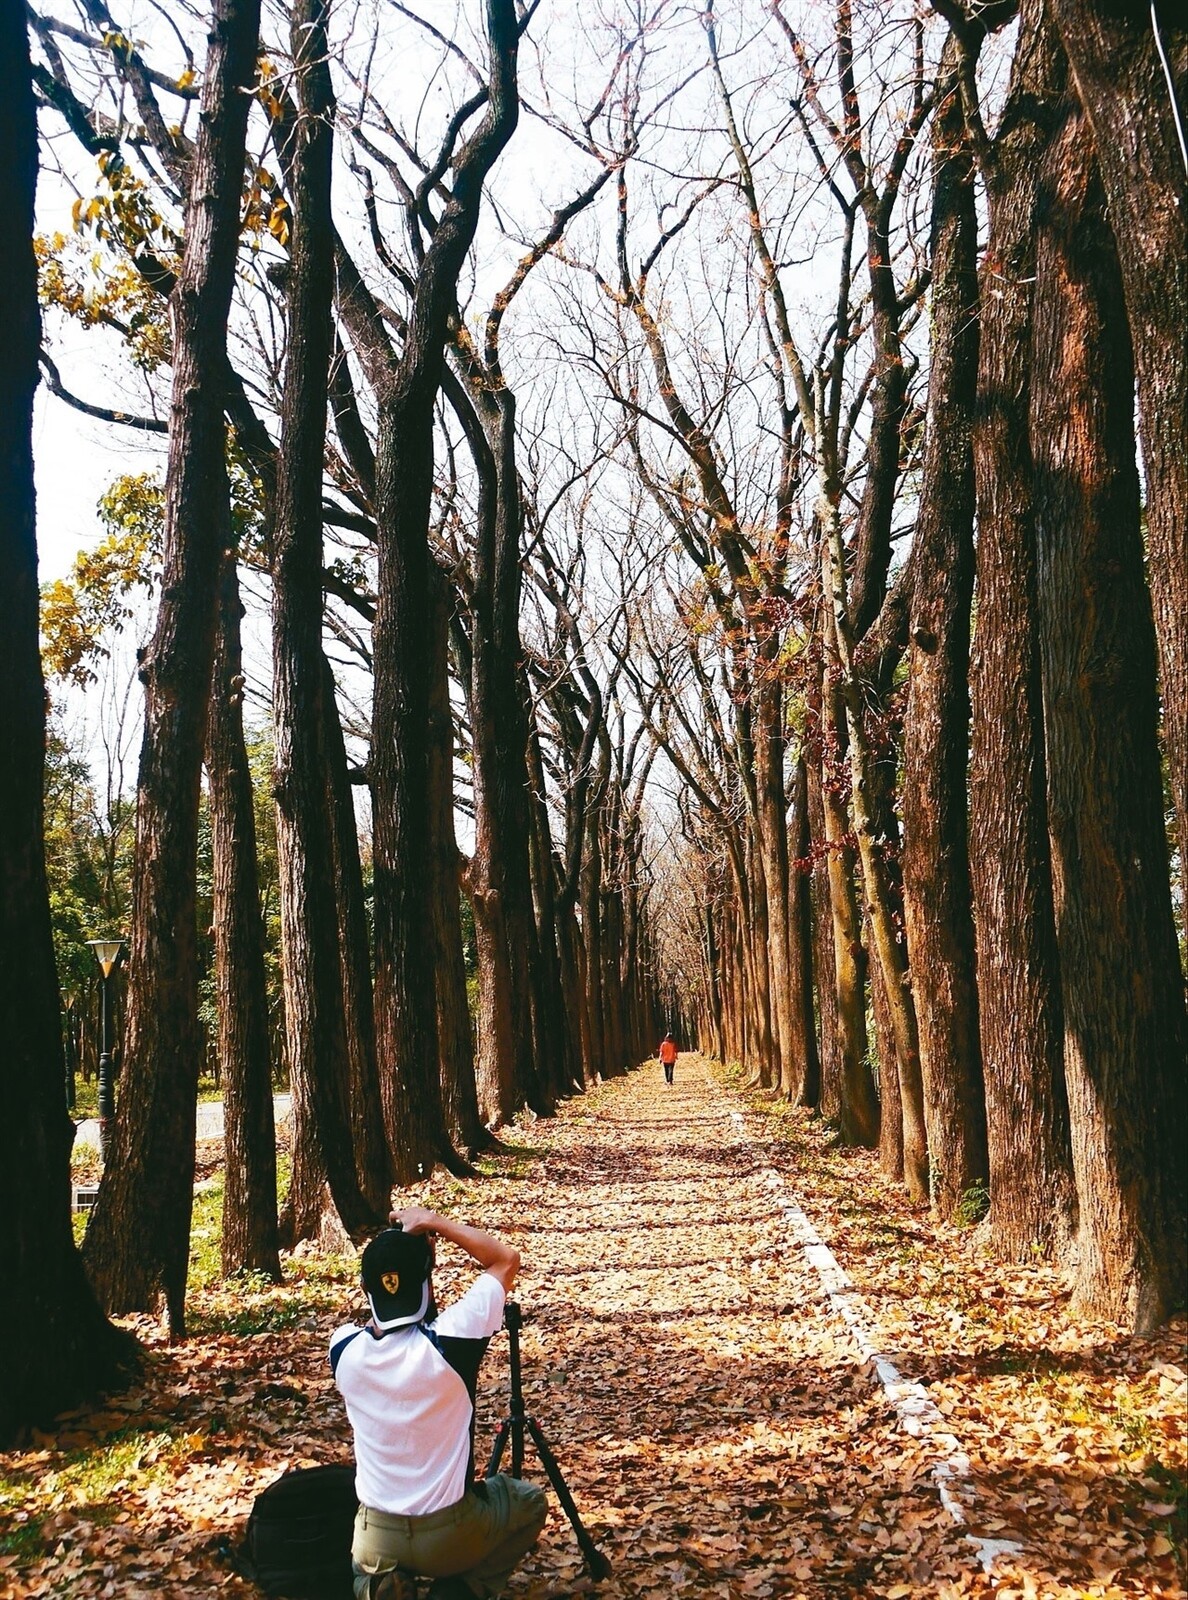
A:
[272,0,376,1247]
[525,707,576,1101]
[578,766,609,1081]
[968,5,1077,1261]
[755,682,795,1090]
[208,552,280,1280]
[468,388,542,1118]
[823,537,924,1193]
[817,671,879,1146]
[427,562,485,1155]
[703,900,725,1066]
[367,0,519,1180]
[1049,0,1188,869]
[321,655,392,1212]
[788,753,820,1107]
[872,949,904,1185]
[1030,97,1187,1329]
[900,53,988,1221]
[0,0,137,1437]
[83,0,263,1334]
[806,754,842,1122]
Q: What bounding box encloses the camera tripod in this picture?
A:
[486,1301,611,1581]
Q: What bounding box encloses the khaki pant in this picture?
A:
[352,1475,547,1599]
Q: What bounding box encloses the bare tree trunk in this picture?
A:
[364,1,519,1179]
[525,709,577,1100]
[968,4,1077,1261]
[1049,0,1188,869]
[872,950,904,1185]
[321,655,392,1212]
[788,754,820,1107]
[272,0,376,1247]
[806,755,842,1122]
[427,562,485,1155]
[1030,97,1187,1329]
[900,54,987,1221]
[83,0,262,1334]
[467,388,543,1118]
[823,536,924,1193]
[817,670,879,1146]
[208,553,280,1280]
[0,1,137,1434]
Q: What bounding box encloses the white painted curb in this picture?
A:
[729,1111,1023,1575]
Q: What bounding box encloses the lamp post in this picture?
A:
[86,938,126,1161]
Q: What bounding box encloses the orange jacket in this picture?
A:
[659,1039,678,1065]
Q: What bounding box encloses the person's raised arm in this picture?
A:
[392,1205,520,1293]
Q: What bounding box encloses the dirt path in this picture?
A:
[469,1056,973,1599]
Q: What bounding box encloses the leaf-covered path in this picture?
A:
[4,1057,1184,1598]
[479,1057,1003,1599]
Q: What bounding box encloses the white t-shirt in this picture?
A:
[330,1272,506,1516]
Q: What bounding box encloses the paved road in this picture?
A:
[73,1093,292,1151]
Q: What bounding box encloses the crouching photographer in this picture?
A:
[330,1208,547,1600]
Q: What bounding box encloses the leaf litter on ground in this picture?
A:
[3,1056,1184,1598]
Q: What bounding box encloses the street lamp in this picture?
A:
[86,938,126,1161]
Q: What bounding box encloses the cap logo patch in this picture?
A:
[381,1271,401,1295]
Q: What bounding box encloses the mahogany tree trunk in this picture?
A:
[321,654,392,1212]
[208,552,280,1280]
[468,389,542,1118]
[806,754,842,1122]
[818,671,879,1147]
[1030,98,1187,1329]
[968,4,1077,1261]
[272,0,377,1246]
[0,0,137,1437]
[900,53,988,1221]
[1049,0,1188,868]
[427,561,485,1155]
[788,753,820,1107]
[524,707,578,1100]
[83,0,263,1334]
[368,0,519,1180]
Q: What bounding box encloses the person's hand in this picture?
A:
[390,1205,438,1235]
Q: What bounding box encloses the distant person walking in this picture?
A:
[658,1033,678,1086]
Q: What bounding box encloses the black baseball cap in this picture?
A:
[360,1228,434,1329]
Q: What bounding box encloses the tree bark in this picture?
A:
[1030,95,1187,1328]
[823,527,925,1195]
[272,0,377,1246]
[788,753,821,1107]
[806,753,842,1122]
[207,552,280,1280]
[816,688,878,1146]
[365,0,519,1180]
[968,4,1077,1261]
[427,561,485,1154]
[321,654,392,1213]
[0,0,137,1437]
[1048,0,1188,869]
[900,51,987,1221]
[83,0,263,1334]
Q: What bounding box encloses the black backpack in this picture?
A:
[243,1463,358,1597]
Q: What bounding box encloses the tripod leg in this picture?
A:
[524,1416,611,1580]
[486,1419,511,1480]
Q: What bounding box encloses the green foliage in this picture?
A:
[954,1181,990,1228]
[40,473,163,688]
[43,716,134,996]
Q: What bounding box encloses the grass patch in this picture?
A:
[0,1427,182,1554]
